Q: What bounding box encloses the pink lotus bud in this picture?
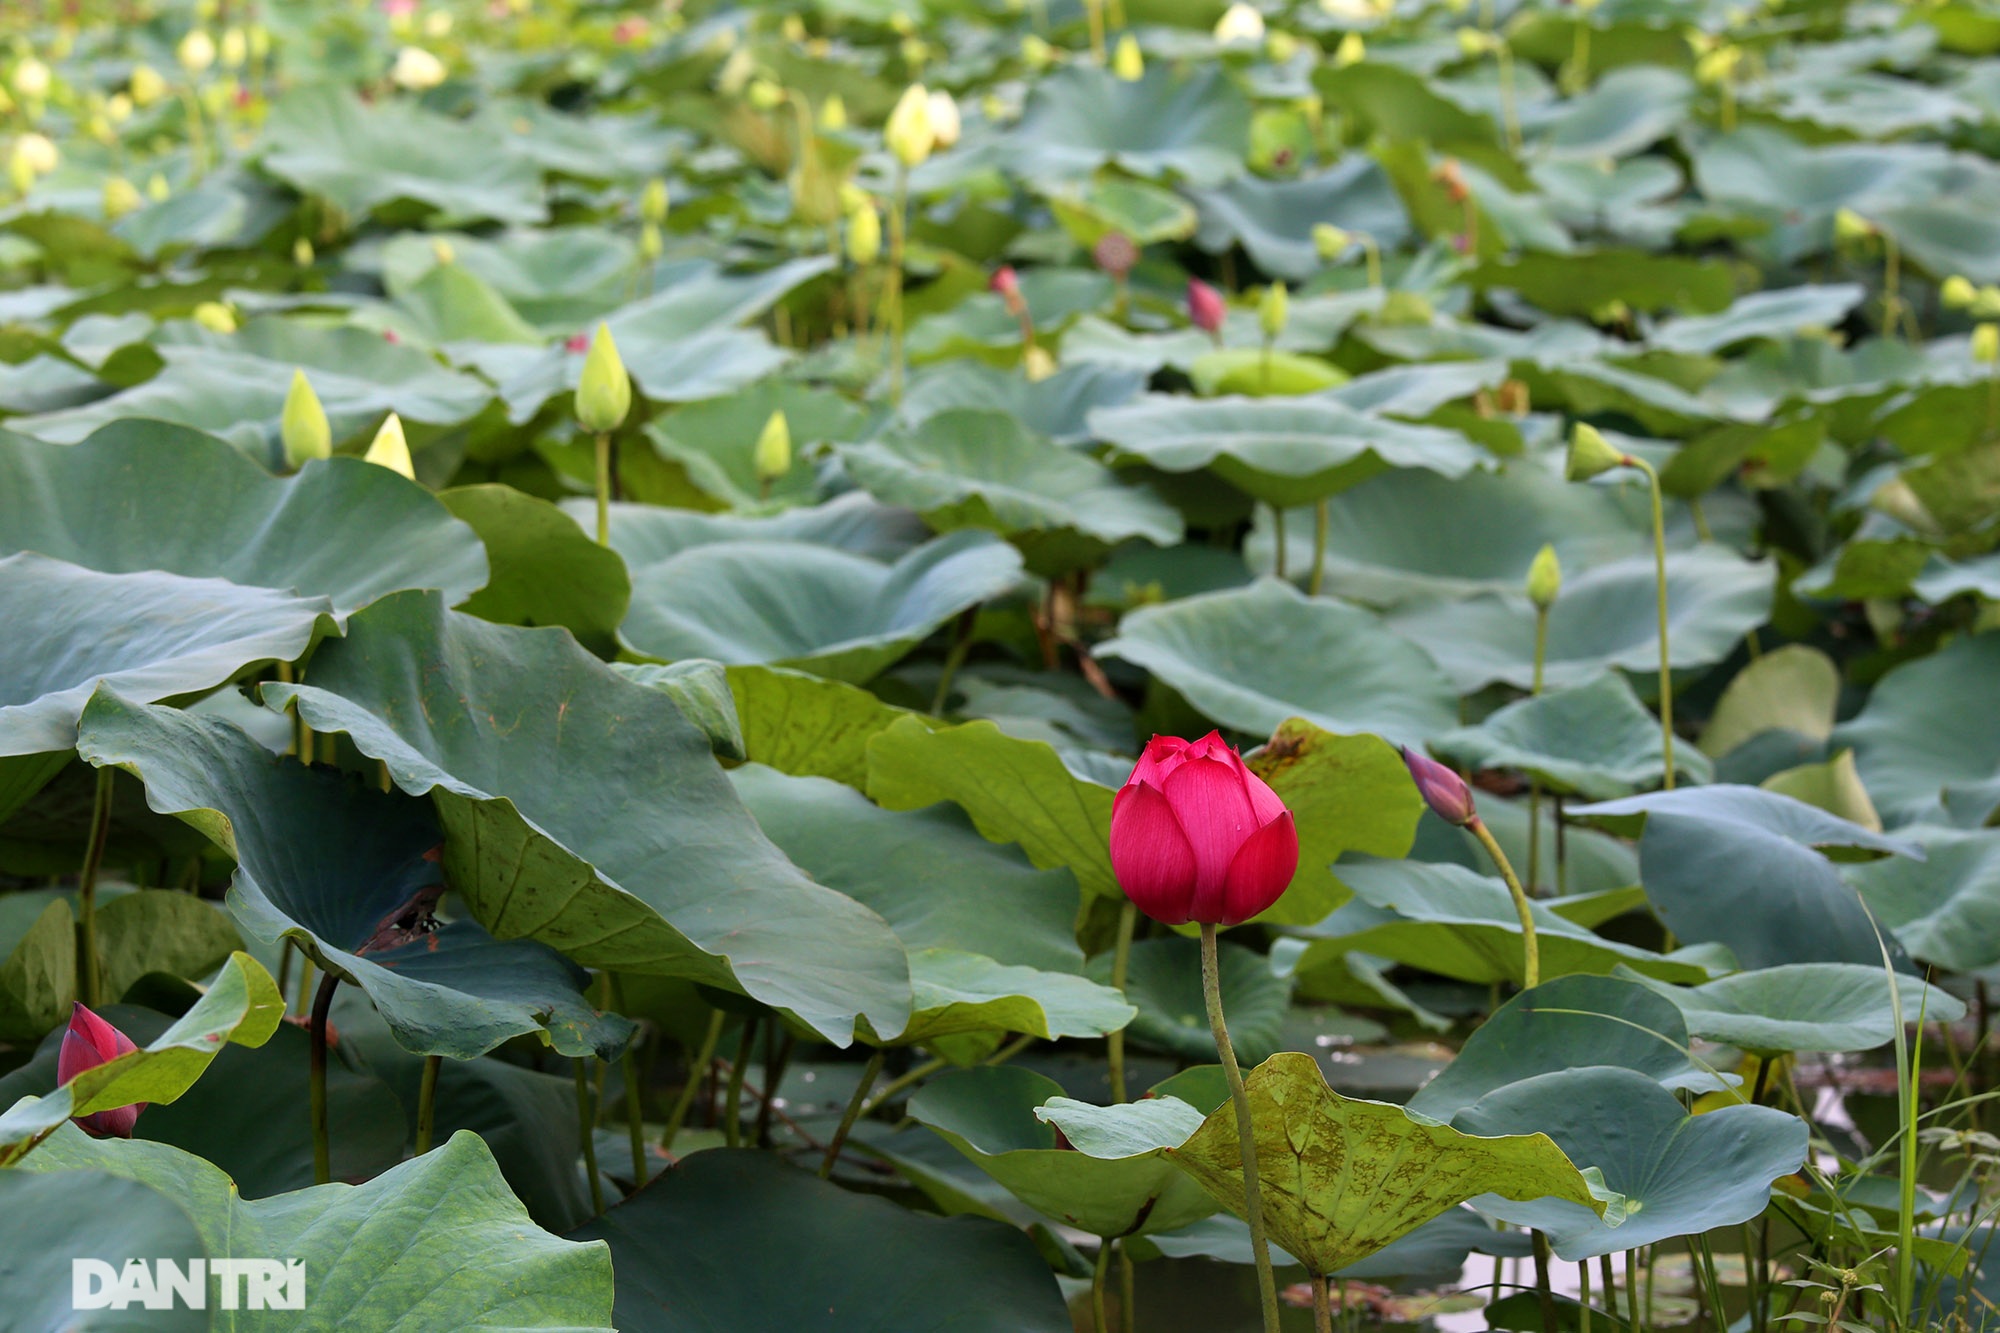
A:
[1401,746,1476,827]
[1109,732,1299,926]
[1187,278,1226,336]
[565,332,591,353]
[58,1003,144,1138]
[991,266,1026,318]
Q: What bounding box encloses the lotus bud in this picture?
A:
[1401,747,1476,828]
[1109,732,1299,926]
[746,78,784,110]
[220,27,248,68]
[282,369,332,468]
[1974,323,2000,365]
[639,221,663,261]
[7,148,31,195]
[1973,286,2000,319]
[1022,33,1054,68]
[991,265,1026,317]
[846,200,881,264]
[129,63,167,107]
[1024,344,1057,382]
[431,237,455,266]
[1113,33,1144,80]
[819,94,847,131]
[1565,421,1628,481]
[391,46,447,90]
[178,29,217,76]
[101,176,142,221]
[1456,26,1493,56]
[1314,223,1352,259]
[424,10,453,38]
[1187,277,1226,335]
[192,300,236,333]
[926,90,962,149]
[106,93,133,124]
[715,46,754,96]
[1267,30,1299,62]
[13,132,57,176]
[1214,2,1267,44]
[364,412,416,478]
[1832,207,1874,246]
[1527,543,1562,609]
[885,84,933,167]
[1258,282,1289,340]
[900,36,929,68]
[1694,45,1740,84]
[754,409,792,482]
[575,323,632,433]
[147,172,171,202]
[782,14,808,41]
[637,178,670,228]
[1943,275,1977,309]
[982,92,1006,122]
[59,1004,144,1139]
[1333,32,1366,65]
[292,236,314,266]
[249,24,271,60]
[12,58,51,100]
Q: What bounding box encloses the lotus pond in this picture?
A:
[2,0,1999,1329]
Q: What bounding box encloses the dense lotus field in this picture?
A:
[4,0,2000,1328]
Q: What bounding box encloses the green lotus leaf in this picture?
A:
[727,663,938,788]
[1047,174,1200,248]
[1701,644,1840,759]
[1188,160,1410,282]
[587,493,929,572]
[1089,935,1289,1064]
[0,1168,209,1332]
[379,226,642,333]
[1002,64,1253,188]
[1623,963,1966,1056]
[1432,673,1711,798]
[614,660,745,760]
[1833,631,2000,828]
[441,484,629,653]
[900,361,1148,446]
[638,379,867,511]
[1846,824,2000,972]
[0,895,75,1041]
[1648,285,1867,355]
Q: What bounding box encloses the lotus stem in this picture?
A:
[820,1047,884,1179]
[1312,1274,1334,1333]
[1107,899,1137,1102]
[660,1007,724,1151]
[1526,604,1550,894]
[1468,817,1540,988]
[1084,0,1106,63]
[576,1057,605,1213]
[77,765,113,1009]
[294,957,315,1019]
[593,432,611,545]
[1200,923,1280,1333]
[1496,43,1522,154]
[607,975,648,1185]
[1120,1244,1136,1333]
[414,1053,441,1156]
[310,972,338,1186]
[859,1055,947,1118]
[1579,1252,1593,1333]
[889,167,909,406]
[1092,1237,1113,1333]
[1309,500,1329,597]
[1624,455,1675,790]
[930,607,978,716]
[1272,507,1288,581]
[724,1016,758,1149]
[1626,1248,1644,1333]
[1533,1230,1558,1333]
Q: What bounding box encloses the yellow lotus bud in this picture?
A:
[12,58,51,101]
[281,369,332,468]
[293,236,315,266]
[130,63,168,107]
[639,221,663,261]
[753,410,792,482]
[10,133,57,186]
[1259,283,1289,339]
[147,172,171,201]
[106,93,133,123]
[1022,34,1054,69]
[981,92,1006,122]
[1694,45,1740,85]
[192,301,236,333]
[200,79,234,117]
[1214,2,1266,44]
[838,182,869,213]
[641,178,670,225]
[818,94,847,131]
[391,46,448,90]
[746,78,784,110]
[178,30,217,76]
[1972,285,2000,319]
[431,237,456,265]
[885,84,933,168]
[1526,543,1562,609]
[1565,422,1627,481]
[364,412,416,478]
[1313,223,1352,258]
[1833,207,1874,246]
[1942,275,1976,309]
[575,323,631,433]
[6,151,31,195]
[1456,27,1491,57]
[1024,345,1057,381]
[102,175,142,220]
[847,199,882,265]
[1334,32,1366,66]
[1113,34,1144,80]
[423,10,452,38]
[1974,323,2000,365]
[716,47,754,96]
[926,90,961,149]
[220,27,247,68]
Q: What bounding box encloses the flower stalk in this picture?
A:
[1202,922,1281,1333]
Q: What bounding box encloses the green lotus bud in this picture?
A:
[639,178,670,227]
[292,236,314,266]
[1258,282,1289,339]
[746,78,784,110]
[220,27,248,68]
[364,412,416,479]
[1565,421,1627,481]
[1973,285,2000,319]
[1333,32,1366,66]
[1313,223,1352,259]
[754,409,792,482]
[1974,323,1999,365]
[1113,34,1144,80]
[1832,207,1874,246]
[639,221,663,261]
[575,323,631,433]
[102,175,141,220]
[847,200,881,265]
[819,95,847,131]
[12,58,51,100]
[192,300,235,333]
[1266,30,1299,62]
[1021,34,1054,69]
[1526,543,1562,609]
[178,30,216,76]
[885,83,933,168]
[1943,275,1977,309]
[130,63,168,107]
[281,369,331,468]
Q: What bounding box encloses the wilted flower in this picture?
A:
[1401,747,1475,827]
[1109,732,1299,926]
[281,369,332,468]
[1093,231,1139,278]
[575,323,631,433]
[59,1004,144,1139]
[364,413,416,478]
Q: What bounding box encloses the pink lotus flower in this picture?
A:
[1109,732,1298,926]
[1187,277,1226,336]
[1401,746,1475,827]
[58,1003,144,1139]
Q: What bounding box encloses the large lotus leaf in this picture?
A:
[909,1065,1218,1237]
[900,362,1148,446]
[571,1148,1069,1332]
[638,379,867,511]
[1431,674,1710,799]
[1533,66,1692,161]
[440,485,629,652]
[22,1127,615,1329]
[1090,394,1489,507]
[615,660,744,760]
[1833,631,2000,828]
[1091,935,1290,1064]
[1701,644,1840,760]
[839,409,1183,575]
[378,227,640,333]
[1457,1067,1808,1260]
[1408,975,1721,1122]
[260,85,547,224]
[1187,158,1411,281]
[729,764,1130,1044]
[1390,547,1775,693]
[727,664,939,789]
[1648,286,1868,355]
[0,424,488,616]
[0,1167,209,1332]
[0,896,74,1040]
[13,318,494,463]
[75,692,633,1062]
[1264,462,1656,607]
[586,493,930,573]
[1313,61,1501,150]
[620,531,1024,684]
[1097,579,1458,747]
[867,717,1120,901]
[1574,786,1921,970]
[1471,251,1732,320]
[1846,825,2000,972]
[263,591,911,1046]
[0,553,331,758]
[1624,964,1965,1056]
[380,260,544,347]
[0,951,282,1161]
[1046,1052,1615,1276]
[1047,175,1200,248]
[1001,64,1252,187]
[1240,719,1425,926]
[1276,859,1717,988]
[94,889,242,1008]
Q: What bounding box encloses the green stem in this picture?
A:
[930,607,977,716]
[309,972,338,1186]
[724,1017,758,1150]
[1626,1249,1644,1333]
[1312,1274,1333,1333]
[1200,923,1280,1333]
[819,1047,884,1179]
[1579,1252,1593,1333]
[1107,900,1137,1102]
[1496,43,1521,154]
[1085,0,1106,62]
[1534,1231,1558,1333]
[1469,817,1540,988]
[1626,457,1675,790]
[1362,236,1382,291]
[1120,1243,1136,1333]
[1272,506,1288,581]
[889,167,909,405]
[576,1058,605,1214]
[1599,1255,1617,1329]
[77,765,113,1009]
[414,1053,441,1156]
[1309,499,1329,597]
[594,432,611,545]
[859,1055,948,1119]
[660,1008,724,1151]
[1260,338,1272,394]
[1527,605,1550,895]
[1092,1238,1113,1333]
[1897,1002,1923,1322]
[1882,230,1901,340]
[1555,794,1569,896]
[608,976,648,1186]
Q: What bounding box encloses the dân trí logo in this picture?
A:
[72,1258,306,1311]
